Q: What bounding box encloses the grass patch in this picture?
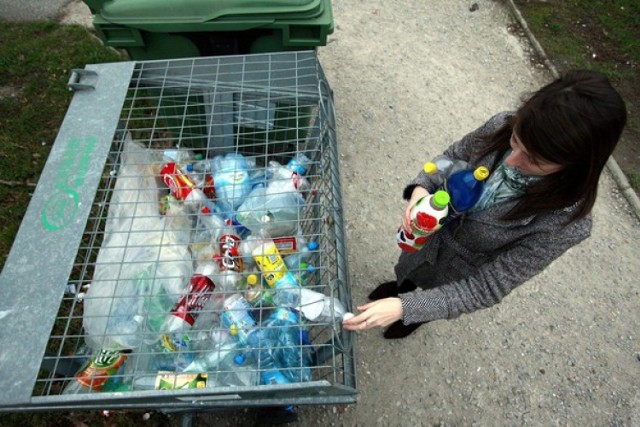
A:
[516,0,640,198]
[0,21,122,263]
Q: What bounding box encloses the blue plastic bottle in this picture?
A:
[445,166,490,213]
[221,294,290,385]
[264,309,312,383]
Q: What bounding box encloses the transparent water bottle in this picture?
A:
[423,155,469,188]
[235,184,305,237]
[211,153,252,213]
[264,309,312,383]
[221,295,290,385]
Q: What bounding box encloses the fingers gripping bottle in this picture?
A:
[445,166,490,214]
[397,190,450,252]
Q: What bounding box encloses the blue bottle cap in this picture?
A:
[308,241,319,251]
[234,353,246,365]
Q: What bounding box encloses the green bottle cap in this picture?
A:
[432,190,450,208]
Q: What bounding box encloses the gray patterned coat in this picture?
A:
[396,112,592,325]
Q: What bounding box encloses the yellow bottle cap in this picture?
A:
[473,166,490,181]
[423,162,438,174]
[229,324,238,336]
[247,274,258,287]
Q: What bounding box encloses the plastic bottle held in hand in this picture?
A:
[160,274,216,353]
[63,349,127,394]
[160,162,208,208]
[445,166,490,214]
[397,190,450,253]
[423,155,469,187]
[211,153,251,212]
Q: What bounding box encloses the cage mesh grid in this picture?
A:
[29,52,355,409]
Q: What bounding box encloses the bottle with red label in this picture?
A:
[214,219,243,273]
[160,162,208,208]
[159,272,216,354]
[396,190,450,253]
[185,163,216,199]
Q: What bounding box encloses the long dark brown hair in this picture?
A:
[480,70,627,223]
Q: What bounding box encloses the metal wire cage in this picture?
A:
[0,51,356,412]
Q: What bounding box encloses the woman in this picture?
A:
[342,70,627,339]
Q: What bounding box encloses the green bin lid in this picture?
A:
[96,0,327,24]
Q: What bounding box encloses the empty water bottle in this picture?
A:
[286,152,312,175]
[221,295,289,385]
[235,184,305,237]
[264,309,312,383]
[211,153,252,213]
[423,155,469,188]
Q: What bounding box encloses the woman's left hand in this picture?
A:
[342,298,403,331]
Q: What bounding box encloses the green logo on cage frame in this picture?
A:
[42,137,97,231]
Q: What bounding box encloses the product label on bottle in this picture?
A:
[396,227,431,253]
[170,275,215,326]
[218,170,249,185]
[273,236,298,254]
[160,162,197,201]
[155,371,207,390]
[160,333,191,353]
[221,295,257,343]
[218,233,243,272]
[202,174,216,199]
[76,349,127,391]
[252,243,288,288]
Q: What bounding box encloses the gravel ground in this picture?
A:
[197,0,640,425]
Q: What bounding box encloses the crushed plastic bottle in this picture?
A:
[264,309,312,383]
[211,153,252,213]
[221,295,290,385]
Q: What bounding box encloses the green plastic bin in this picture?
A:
[83,0,334,60]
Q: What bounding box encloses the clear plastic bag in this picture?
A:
[83,138,193,351]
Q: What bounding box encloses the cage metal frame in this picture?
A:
[0,51,356,413]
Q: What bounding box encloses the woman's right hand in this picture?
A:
[402,186,430,234]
